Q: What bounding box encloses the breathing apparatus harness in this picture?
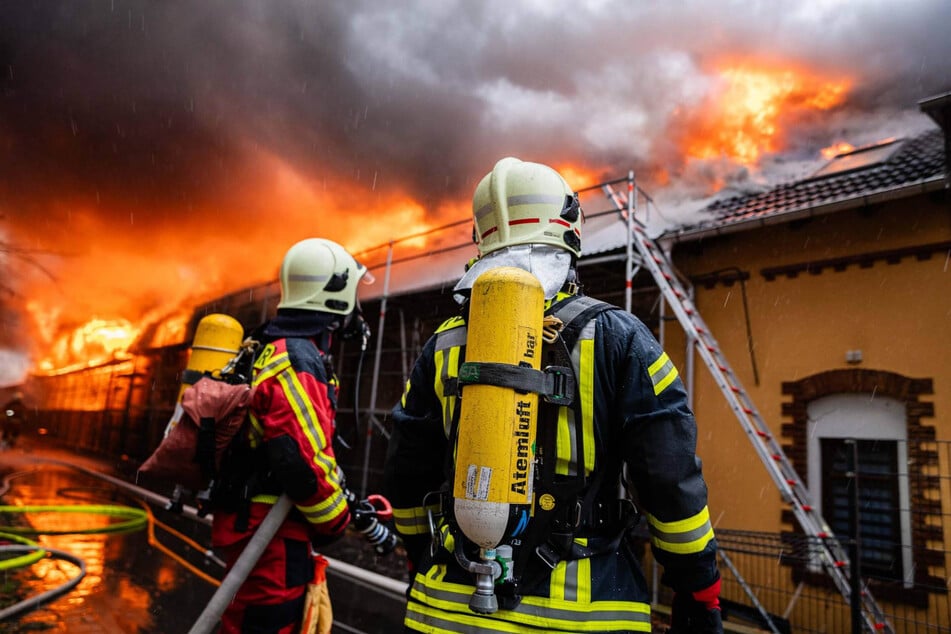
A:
[433,293,641,609]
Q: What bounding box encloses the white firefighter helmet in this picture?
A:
[277,238,371,315]
[472,157,582,258]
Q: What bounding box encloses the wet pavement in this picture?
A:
[0,442,409,633]
[0,444,219,632]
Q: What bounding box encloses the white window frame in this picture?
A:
[806,393,912,586]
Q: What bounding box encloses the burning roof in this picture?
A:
[673,127,947,240]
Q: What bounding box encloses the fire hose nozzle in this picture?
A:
[349,492,399,556]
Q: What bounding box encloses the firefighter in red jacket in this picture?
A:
[211,238,373,634]
[383,158,722,633]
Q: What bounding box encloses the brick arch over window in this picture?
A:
[780,368,941,604]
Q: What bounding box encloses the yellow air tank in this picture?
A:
[177,314,244,401]
[453,266,543,549]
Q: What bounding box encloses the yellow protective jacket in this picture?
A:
[384,294,719,633]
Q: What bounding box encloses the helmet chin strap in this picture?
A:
[340,308,371,352]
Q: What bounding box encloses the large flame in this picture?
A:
[677,62,851,166]
[33,317,138,373]
[15,151,460,375]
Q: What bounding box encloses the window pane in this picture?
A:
[820,439,903,581]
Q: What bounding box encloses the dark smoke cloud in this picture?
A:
[2,0,949,217]
[1,0,949,382]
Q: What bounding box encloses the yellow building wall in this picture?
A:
[663,196,951,534]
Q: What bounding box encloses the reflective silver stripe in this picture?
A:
[648,351,679,395]
[405,606,487,634]
[551,296,601,325]
[474,201,494,219]
[508,194,565,207]
[650,517,713,545]
[287,273,330,282]
[563,559,579,602]
[434,327,467,352]
[435,326,466,437]
[557,304,598,477]
[394,508,431,535]
[298,491,348,523]
[563,408,578,477]
[254,350,289,384]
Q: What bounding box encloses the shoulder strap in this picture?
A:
[505,295,621,599]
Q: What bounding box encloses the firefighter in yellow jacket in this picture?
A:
[383,158,722,633]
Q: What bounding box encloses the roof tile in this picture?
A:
[689,129,946,230]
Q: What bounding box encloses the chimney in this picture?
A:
[919,91,951,186]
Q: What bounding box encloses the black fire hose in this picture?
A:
[0,545,87,621]
[187,494,294,634]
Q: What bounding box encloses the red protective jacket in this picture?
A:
[212,335,350,547]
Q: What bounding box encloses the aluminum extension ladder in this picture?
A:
[602,180,893,634]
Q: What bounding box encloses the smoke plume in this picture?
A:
[1,0,949,382]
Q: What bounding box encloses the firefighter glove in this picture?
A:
[668,574,723,634]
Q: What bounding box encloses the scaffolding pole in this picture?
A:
[361,242,393,498]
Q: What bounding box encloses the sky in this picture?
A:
[1,0,950,384]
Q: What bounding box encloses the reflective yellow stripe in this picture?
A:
[647,506,715,555]
[248,412,263,448]
[577,548,591,604]
[445,346,460,437]
[400,379,411,408]
[394,505,437,536]
[648,352,679,396]
[434,348,455,438]
[435,316,466,334]
[254,348,290,385]
[407,602,526,633]
[298,490,348,524]
[555,406,572,476]
[251,494,279,504]
[276,371,327,452]
[550,557,567,601]
[409,566,651,632]
[579,337,595,473]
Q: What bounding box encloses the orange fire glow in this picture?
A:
[678,63,851,166]
[821,141,855,160]
[553,164,605,192]
[33,317,139,372]
[14,151,466,375]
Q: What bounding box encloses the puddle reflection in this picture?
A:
[2,465,215,633]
